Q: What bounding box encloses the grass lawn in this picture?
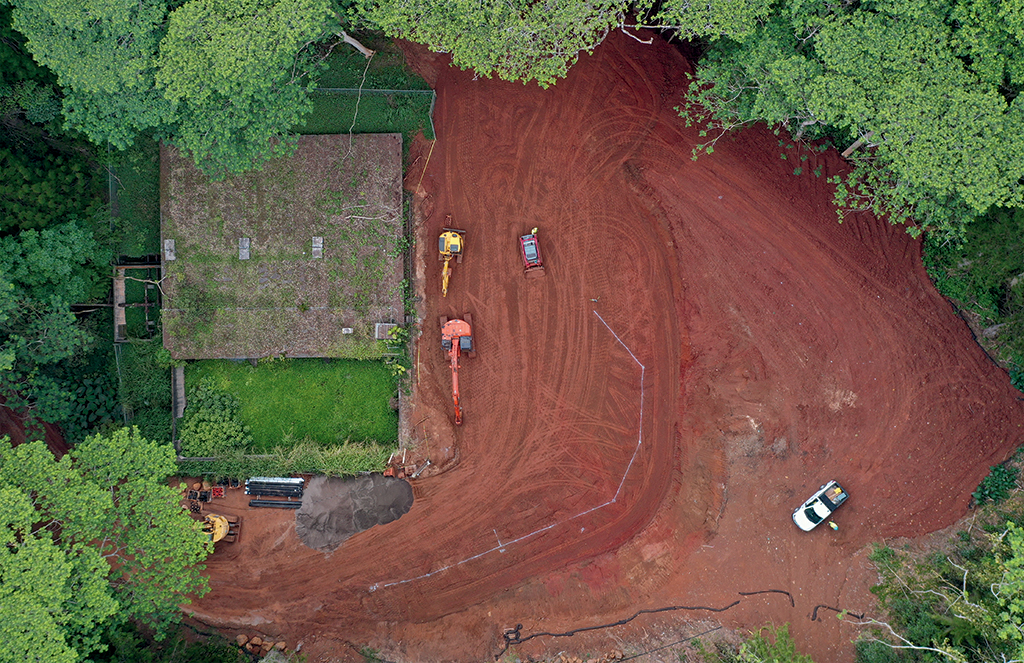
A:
[185,359,398,451]
[301,91,435,143]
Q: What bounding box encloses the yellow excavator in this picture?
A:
[438,216,465,297]
[202,514,241,543]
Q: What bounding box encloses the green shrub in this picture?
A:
[739,624,814,663]
[178,378,252,457]
[889,598,943,651]
[62,373,120,443]
[1011,367,1023,392]
[93,622,245,663]
[923,208,1024,368]
[973,462,1018,505]
[118,341,172,442]
[869,544,897,566]
[855,639,900,663]
[176,440,391,479]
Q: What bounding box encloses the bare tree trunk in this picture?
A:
[841,131,875,158]
[340,30,374,58]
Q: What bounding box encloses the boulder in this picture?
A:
[250,636,263,647]
[235,634,248,646]
[274,641,287,651]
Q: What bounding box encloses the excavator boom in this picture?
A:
[450,350,462,424]
[441,257,453,297]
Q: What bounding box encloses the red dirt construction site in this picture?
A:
[184,29,1024,663]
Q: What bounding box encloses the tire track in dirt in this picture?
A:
[191,30,1024,663]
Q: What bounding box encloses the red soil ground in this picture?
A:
[187,30,1024,662]
[0,401,69,457]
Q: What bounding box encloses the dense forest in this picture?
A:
[1,0,1022,661]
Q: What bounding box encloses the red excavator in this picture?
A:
[440,313,475,425]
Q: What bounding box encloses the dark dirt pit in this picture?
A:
[296,475,414,552]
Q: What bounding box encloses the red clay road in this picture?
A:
[188,30,1024,663]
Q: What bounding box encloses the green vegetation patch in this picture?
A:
[185,358,398,451]
[315,35,432,90]
[110,139,162,258]
[176,441,392,479]
[117,340,173,443]
[122,267,162,339]
[860,465,1024,663]
[0,137,103,233]
[301,34,434,148]
[974,457,1020,505]
[302,90,435,143]
[923,207,1024,370]
[92,622,246,663]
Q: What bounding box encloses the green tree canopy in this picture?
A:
[0,487,116,663]
[0,430,211,662]
[650,0,774,42]
[683,0,1024,239]
[157,0,332,175]
[361,0,629,87]
[9,0,177,148]
[0,219,110,422]
[8,0,340,174]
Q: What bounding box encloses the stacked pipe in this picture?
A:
[245,477,304,508]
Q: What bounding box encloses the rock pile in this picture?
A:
[235,634,287,656]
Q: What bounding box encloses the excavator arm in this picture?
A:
[442,256,453,297]
[450,349,462,424]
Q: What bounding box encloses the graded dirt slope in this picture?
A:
[187,31,1024,663]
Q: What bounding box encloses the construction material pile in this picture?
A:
[295,475,413,552]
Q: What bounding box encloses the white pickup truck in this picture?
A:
[792,480,848,531]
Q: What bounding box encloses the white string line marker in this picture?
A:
[592,310,647,504]
[375,310,646,590]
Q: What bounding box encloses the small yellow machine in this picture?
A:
[438,216,465,297]
[203,514,240,543]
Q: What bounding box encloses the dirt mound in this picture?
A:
[188,30,1024,663]
[296,475,414,552]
